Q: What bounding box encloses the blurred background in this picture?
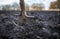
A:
[0,0,60,11]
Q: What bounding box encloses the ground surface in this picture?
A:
[0,11,60,39]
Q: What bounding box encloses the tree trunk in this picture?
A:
[20,0,26,23]
[20,0,26,18]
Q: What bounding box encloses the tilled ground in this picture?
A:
[0,11,60,39]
